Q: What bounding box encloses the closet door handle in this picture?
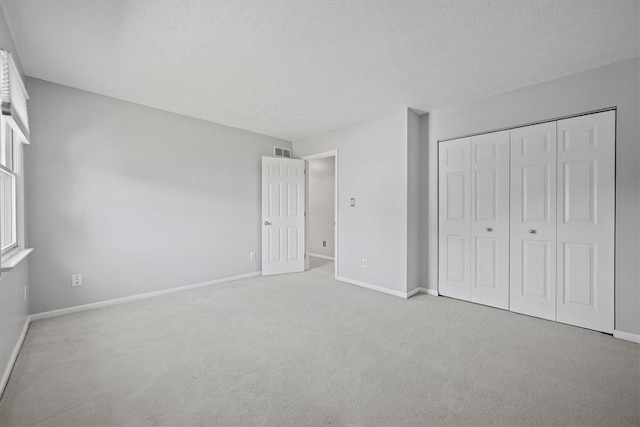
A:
[264,221,272,226]
[486,227,493,232]
[529,229,537,234]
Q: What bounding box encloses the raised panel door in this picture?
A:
[556,110,615,332]
[262,157,306,275]
[470,130,510,309]
[439,138,471,301]
[510,122,557,320]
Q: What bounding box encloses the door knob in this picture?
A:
[264,221,272,226]
[529,229,537,234]
[486,227,493,232]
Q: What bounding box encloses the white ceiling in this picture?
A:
[2,1,638,141]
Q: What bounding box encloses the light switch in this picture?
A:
[350,198,356,207]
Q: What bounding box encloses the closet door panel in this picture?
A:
[556,110,615,332]
[439,138,471,301]
[510,122,557,321]
[470,130,510,309]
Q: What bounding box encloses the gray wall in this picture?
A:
[424,57,640,335]
[294,110,411,295]
[406,110,420,292]
[26,78,291,314]
[0,3,30,394]
[418,113,430,294]
[308,157,335,258]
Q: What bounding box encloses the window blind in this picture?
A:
[0,49,29,143]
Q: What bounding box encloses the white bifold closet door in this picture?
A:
[470,131,510,309]
[556,111,615,332]
[439,110,614,333]
[509,122,558,321]
[439,131,510,309]
[438,137,471,301]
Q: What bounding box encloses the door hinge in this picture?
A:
[304,169,306,174]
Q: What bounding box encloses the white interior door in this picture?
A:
[470,131,510,309]
[510,122,557,320]
[262,156,306,276]
[438,138,471,301]
[556,111,615,332]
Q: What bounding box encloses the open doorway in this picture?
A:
[303,150,337,278]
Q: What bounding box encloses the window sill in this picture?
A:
[1,248,33,272]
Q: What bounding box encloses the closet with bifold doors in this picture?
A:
[438,110,615,333]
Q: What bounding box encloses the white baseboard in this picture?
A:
[336,276,409,298]
[419,287,439,297]
[407,287,439,298]
[406,288,422,298]
[614,330,640,344]
[308,253,335,261]
[30,271,261,322]
[0,316,30,399]
[334,278,440,300]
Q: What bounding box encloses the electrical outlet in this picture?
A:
[72,273,83,287]
[362,258,368,268]
[323,241,326,247]
[249,252,256,260]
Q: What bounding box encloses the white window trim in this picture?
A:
[0,116,31,273]
[0,49,32,274]
[0,127,17,255]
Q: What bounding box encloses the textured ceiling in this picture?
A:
[1,0,638,141]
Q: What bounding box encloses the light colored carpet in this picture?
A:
[0,258,638,426]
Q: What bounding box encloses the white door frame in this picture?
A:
[302,149,338,279]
